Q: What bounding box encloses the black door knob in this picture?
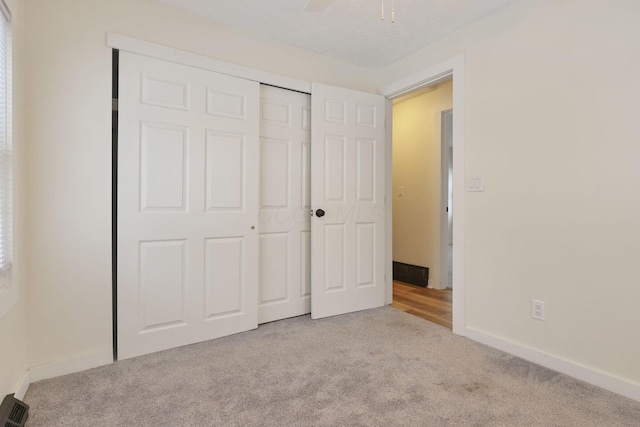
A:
[315,209,325,218]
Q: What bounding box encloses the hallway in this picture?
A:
[391,281,452,329]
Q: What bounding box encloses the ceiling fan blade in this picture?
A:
[304,0,334,12]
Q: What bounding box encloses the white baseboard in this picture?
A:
[461,326,640,402]
[29,348,113,383]
[14,371,30,400]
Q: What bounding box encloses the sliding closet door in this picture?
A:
[258,86,312,323]
[310,83,386,319]
[117,52,259,359]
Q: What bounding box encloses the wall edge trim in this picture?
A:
[14,370,30,400]
[29,348,113,383]
[461,326,640,402]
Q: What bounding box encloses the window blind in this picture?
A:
[0,4,11,286]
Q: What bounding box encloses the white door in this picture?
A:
[258,85,311,323]
[310,83,386,319]
[117,52,259,359]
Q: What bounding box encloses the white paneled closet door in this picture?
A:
[117,52,260,360]
[310,83,386,319]
[258,85,312,323]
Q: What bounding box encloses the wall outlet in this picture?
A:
[531,300,545,321]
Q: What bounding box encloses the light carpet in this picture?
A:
[25,307,640,426]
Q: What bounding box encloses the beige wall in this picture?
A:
[392,82,452,288]
[379,0,640,385]
[0,0,27,397]
[22,0,377,370]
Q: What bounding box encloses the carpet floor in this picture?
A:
[24,307,640,426]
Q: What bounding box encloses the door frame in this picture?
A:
[380,54,466,335]
[107,33,311,93]
[440,108,453,291]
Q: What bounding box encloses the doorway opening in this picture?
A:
[389,77,454,329]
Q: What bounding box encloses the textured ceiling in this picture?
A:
[152,0,520,70]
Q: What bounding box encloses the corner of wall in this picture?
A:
[14,371,30,400]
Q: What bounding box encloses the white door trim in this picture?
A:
[381,54,466,335]
[440,109,454,291]
[106,33,311,94]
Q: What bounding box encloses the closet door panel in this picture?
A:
[258,85,311,324]
[118,52,259,360]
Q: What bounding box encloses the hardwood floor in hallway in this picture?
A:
[391,281,453,329]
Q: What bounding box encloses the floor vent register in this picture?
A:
[0,393,28,427]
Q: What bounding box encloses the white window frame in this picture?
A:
[0,0,14,318]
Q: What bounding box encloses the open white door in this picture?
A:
[310,83,386,319]
[117,52,259,359]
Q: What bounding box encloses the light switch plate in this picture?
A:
[466,175,484,192]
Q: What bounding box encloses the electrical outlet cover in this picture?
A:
[531,299,545,321]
